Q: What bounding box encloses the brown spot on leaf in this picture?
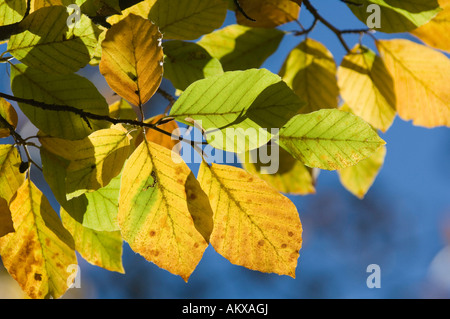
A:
[288,231,294,237]
[34,273,42,281]
[193,242,199,248]
[149,230,156,237]
[258,240,265,246]
[281,244,287,249]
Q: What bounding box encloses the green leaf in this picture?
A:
[8,6,102,74]
[40,148,123,232]
[60,207,125,273]
[163,40,224,91]
[347,0,441,33]
[337,45,396,132]
[278,109,386,170]
[10,64,110,140]
[279,38,339,113]
[197,24,285,71]
[39,127,131,200]
[0,0,26,26]
[169,68,306,152]
[149,0,228,40]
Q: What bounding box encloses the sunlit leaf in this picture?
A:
[235,0,301,28]
[39,127,131,200]
[8,6,102,74]
[163,40,223,91]
[40,149,122,232]
[411,0,450,52]
[109,99,138,121]
[118,140,213,281]
[346,0,441,33]
[0,144,25,203]
[60,207,124,273]
[170,68,305,152]
[197,161,303,277]
[337,45,396,132]
[10,63,110,140]
[239,146,316,195]
[278,109,386,170]
[141,114,180,150]
[100,14,163,107]
[338,144,386,199]
[0,179,77,299]
[0,0,26,26]
[377,39,450,128]
[198,24,285,71]
[148,0,227,40]
[279,38,339,113]
[0,98,18,138]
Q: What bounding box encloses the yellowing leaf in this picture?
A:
[0,198,14,237]
[100,14,163,106]
[338,144,386,199]
[377,39,450,128]
[197,161,303,277]
[337,45,396,132]
[39,128,131,200]
[118,140,213,281]
[0,145,25,203]
[109,99,138,120]
[0,98,19,138]
[0,180,77,299]
[60,208,124,273]
[279,38,339,113]
[235,0,300,28]
[412,0,450,52]
[239,146,316,195]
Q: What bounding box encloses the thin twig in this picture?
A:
[302,0,352,53]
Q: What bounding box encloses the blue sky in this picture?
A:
[1,0,449,299]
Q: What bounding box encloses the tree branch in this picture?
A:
[0,92,205,149]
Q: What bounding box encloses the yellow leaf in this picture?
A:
[377,39,450,128]
[100,14,163,106]
[239,146,316,195]
[60,207,125,273]
[30,0,63,13]
[236,0,300,28]
[109,99,138,120]
[338,145,387,199]
[0,180,77,299]
[118,140,213,281]
[197,161,303,277]
[0,144,25,203]
[337,45,396,132]
[0,198,14,237]
[39,128,131,200]
[0,98,19,138]
[411,0,450,52]
[279,38,339,113]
